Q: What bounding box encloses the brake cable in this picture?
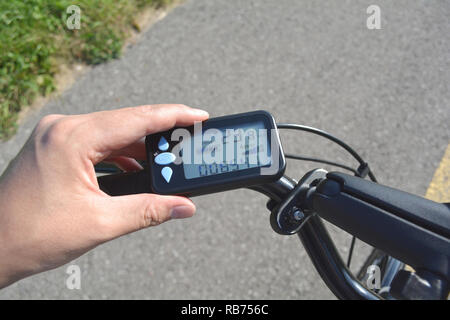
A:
[284,153,359,175]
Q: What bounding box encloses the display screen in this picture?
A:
[181,120,271,179]
[146,110,285,196]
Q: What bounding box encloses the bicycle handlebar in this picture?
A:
[311,172,450,281]
[98,170,148,196]
[97,168,450,299]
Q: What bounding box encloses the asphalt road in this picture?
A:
[0,0,449,299]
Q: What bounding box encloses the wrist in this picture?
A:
[0,186,32,288]
[0,228,36,289]
[0,233,19,289]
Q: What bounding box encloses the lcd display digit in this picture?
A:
[181,120,271,179]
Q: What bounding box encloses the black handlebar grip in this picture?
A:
[325,172,450,238]
[312,172,450,280]
[97,170,150,196]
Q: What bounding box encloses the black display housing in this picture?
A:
[145,110,286,196]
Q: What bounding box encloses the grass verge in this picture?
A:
[0,0,172,139]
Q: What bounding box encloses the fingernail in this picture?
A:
[170,206,195,219]
[192,108,209,117]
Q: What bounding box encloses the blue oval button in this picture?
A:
[155,152,176,165]
[158,136,169,151]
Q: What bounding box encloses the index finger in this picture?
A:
[84,104,209,158]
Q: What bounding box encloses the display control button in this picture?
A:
[155,152,176,165]
[158,137,169,151]
[161,167,173,183]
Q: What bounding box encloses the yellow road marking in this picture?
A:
[425,144,450,203]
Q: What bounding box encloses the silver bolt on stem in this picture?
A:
[293,209,304,221]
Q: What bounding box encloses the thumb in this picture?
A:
[100,193,196,240]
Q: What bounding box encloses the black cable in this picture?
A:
[94,163,121,174]
[347,236,356,267]
[276,123,377,182]
[284,153,358,175]
[95,167,121,174]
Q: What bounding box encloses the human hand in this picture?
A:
[0,104,209,288]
